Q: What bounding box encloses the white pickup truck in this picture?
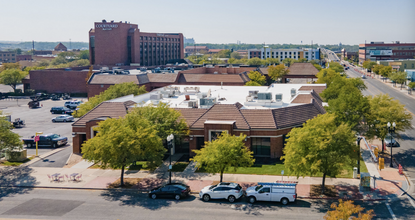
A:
[64,100,82,109]
[246,182,297,205]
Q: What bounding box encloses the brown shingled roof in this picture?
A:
[272,103,324,128]
[54,43,67,51]
[240,109,276,129]
[291,94,313,104]
[72,101,133,127]
[191,104,250,129]
[178,74,246,83]
[287,63,319,76]
[147,73,178,83]
[298,85,326,95]
[174,108,207,127]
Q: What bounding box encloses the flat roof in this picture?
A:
[112,84,326,110]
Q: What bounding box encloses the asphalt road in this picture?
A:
[344,64,415,196]
[0,188,396,220]
[1,97,82,167]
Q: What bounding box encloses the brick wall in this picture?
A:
[29,69,88,93]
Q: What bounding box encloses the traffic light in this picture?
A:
[374,148,379,158]
[379,158,385,170]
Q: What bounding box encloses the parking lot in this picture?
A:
[1,97,86,156]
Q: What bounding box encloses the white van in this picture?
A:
[245,182,297,205]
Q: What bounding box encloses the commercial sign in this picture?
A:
[389,62,402,66]
[369,50,392,56]
[96,24,118,31]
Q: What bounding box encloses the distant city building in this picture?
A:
[0,51,16,63]
[341,48,358,60]
[248,47,320,61]
[33,50,53,55]
[358,41,415,64]
[16,54,32,62]
[184,46,208,55]
[89,20,184,66]
[184,37,195,44]
[376,59,415,72]
[54,42,67,51]
[208,49,224,54]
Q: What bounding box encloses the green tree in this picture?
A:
[36,60,50,67]
[408,81,415,93]
[372,64,383,75]
[264,58,279,66]
[230,51,241,59]
[379,66,392,79]
[362,60,377,71]
[316,68,342,87]
[82,115,164,187]
[0,111,24,155]
[245,81,262,86]
[389,71,407,89]
[50,56,68,66]
[78,50,90,60]
[217,49,231,58]
[192,132,255,182]
[281,113,357,194]
[321,76,366,101]
[282,58,295,67]
[268,64,289,81]
[247,57,263,66]
[128,102,188,140]
[297,58,308,63]
[324,199,374,220]
[366,94,413,148]
[313,64,322,71]
[328,62,344,73]
[73,82,147,117]
[0,69,28,93]
[246,71,266,86]
[0,63,20,72]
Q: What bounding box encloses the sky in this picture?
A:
[1,0,414,45]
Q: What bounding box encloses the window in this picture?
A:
[412,63,414,68]
[251,137,271,156]
[210,131,225,141]
[259,187,270,193]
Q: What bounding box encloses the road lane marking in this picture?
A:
[385,203,397,220]
[407,195,415,209]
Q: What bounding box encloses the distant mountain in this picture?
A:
[0,41,89,51]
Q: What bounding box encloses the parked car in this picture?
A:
[12,118,25,128]
[361,75,367,79]
[199,182,244,203]
[52,115,74,123]
[149,183,191,200]
[22,133,68,148]
[64,100,82,109]
[384,134,399,147]
[50,94,60,100]
[62,93,71,100]
[246,182,297,205]
[30,93,49,101]
[50,106,73,115]
[28,100,40,108]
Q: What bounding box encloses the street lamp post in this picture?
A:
[35,132,43,157]
[357,136,362,174]
[167,134,174,184]
[387,122,396,167]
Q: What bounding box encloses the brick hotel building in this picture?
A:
[89,20,184,66]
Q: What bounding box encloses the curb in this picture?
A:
[22,145,69,167]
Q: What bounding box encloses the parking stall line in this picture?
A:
[385,203,397,220]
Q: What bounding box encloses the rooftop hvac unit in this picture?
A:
[291,89,296,98]
[100,67,109,72]
[257,92,272,100]
[249,90,259,98]
[246,96,254,102]
[150,93,162,100]
[275,94,283,102]
[197,92,208,99]
[214,71,218,74]
[140,67,147,71]
[188,101,198,108]
[200,97,216,107]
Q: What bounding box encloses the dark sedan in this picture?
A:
[149,183,191,200]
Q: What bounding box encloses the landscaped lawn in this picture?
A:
[171,162,189,172]
[0,156,34,166]
[196,157,368,179]
[90,161,155,171]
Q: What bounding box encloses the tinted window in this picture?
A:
[260,187,270,193]
[161,186,171,191]
[213,187,224,191]
[233,185,242,190]
[173,185,186,190]
[50,134,60,139]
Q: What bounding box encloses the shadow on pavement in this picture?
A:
[0,166,37,201]
[241,199,314,216]
[99,190,196,210]
[393,148,415,172]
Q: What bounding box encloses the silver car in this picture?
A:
[52,115,74,123]
[384,134,399,147]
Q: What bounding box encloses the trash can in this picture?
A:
[353,167,358,179]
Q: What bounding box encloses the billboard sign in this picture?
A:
[369,50,392,56]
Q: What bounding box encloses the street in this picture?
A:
[0,188,395,220]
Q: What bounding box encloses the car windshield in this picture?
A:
[49,134,60,139]
[255,185,263,191]
[385,134,394,140]
[209,184,217,190]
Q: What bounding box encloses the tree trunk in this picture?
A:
[321,173,326,195]
[220,170,223,183]
[120,165,125,187]
[11,84,16,93]
[381,139,384,153]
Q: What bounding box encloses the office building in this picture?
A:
[0,51,16,63]
[89,20,184,66]
[248,47,320,61]
[358,41,415,64]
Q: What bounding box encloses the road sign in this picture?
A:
[34,136,39,142]
[281,170,284,175]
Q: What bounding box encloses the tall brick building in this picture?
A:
[89,20,184,66]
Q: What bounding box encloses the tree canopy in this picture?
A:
[362,60,377,71]
[127,102,188,140]
[73,82,147,117]
[0,69,28,93]
[0,111,23,155]
[192,132,255,182]
[281,113,358,194]
[268,64,289,81]
[366,94,413,145]
[82,114,165,186]
[246,71,266,86]
[246,57,264,66]
[328,62,344,73]
[389,71,407,89]
[316,68,342,87]
[324,199,374,220]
